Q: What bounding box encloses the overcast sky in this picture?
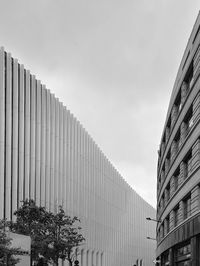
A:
[0,1,199,207]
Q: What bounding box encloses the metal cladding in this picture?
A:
[156,11,200,265]
[0,47,155,266]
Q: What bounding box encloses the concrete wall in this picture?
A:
[9,232,31,266]
[0,47,155,266]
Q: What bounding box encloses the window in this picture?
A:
[161,250,169,266]
[166,116,171,141]
[165,183,170,203]
[160,223,164,239]
[174,206,179,227]
[183,151,192,179]
[174,90,182,115]
[158,227,161,242]
[184,60,194,89]
[165,215,170,234]
[161,167,165,183]
[174,242,191,265]
[161,194,165,209]
[179,103,182,112]
[166,150,171,173]
[174,129,181,153]
[157,148,161,168]
[186,157,192,178]
[158,177,161,191]
[192,25,200,44]
[184,106,193,137]
[161,134,166,157]
[157,229,160,242]
[189,116,194,128]
[174,176,178,191]
[183,194,191,219]
[182,51,190,71]
[174,167,180,192]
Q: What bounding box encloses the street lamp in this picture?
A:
[146,236,156,241]
[153,259,161,265]
[146,217,161,223]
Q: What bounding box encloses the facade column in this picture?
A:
[97,251,101,266]
[92,251,97,266]
[157,255,161,266]
[76,248,81,266]
[0,47,5,219]
[24,69,31,201]
[169,248,173,266]
[58,258,62,266]
[5,52,12,220]
[82,249,87,266]
[101,252,105,266]
[18,63,25,206]
[63,259,69,266]
[191,236,197,266]
[96,252,99,266]
[80,249,84,266]
[12,58,18,220]
[87,250,92,266]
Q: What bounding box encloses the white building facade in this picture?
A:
[0,47,155,266]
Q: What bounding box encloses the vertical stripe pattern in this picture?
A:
[0,48,155,266]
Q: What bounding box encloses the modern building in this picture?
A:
[156,11,200,266]
[0,47,155,266]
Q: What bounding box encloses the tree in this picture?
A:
[46,207,85,266]
[11,199,52,264]
[11,199,51,236]
[11,200,85,266]
[0,219,20,265]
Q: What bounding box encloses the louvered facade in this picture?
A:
[0,47,155,266]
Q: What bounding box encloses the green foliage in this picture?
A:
[11,200,85,266]
[11,199,51,236]
[46,207,85,265]
[0,220,20,265]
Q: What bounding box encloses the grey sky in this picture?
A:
[0,1,199,207]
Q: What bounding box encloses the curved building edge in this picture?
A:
[156,11,200,265]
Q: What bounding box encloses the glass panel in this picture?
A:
[176,243,191,256]
[176,261,191,266]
